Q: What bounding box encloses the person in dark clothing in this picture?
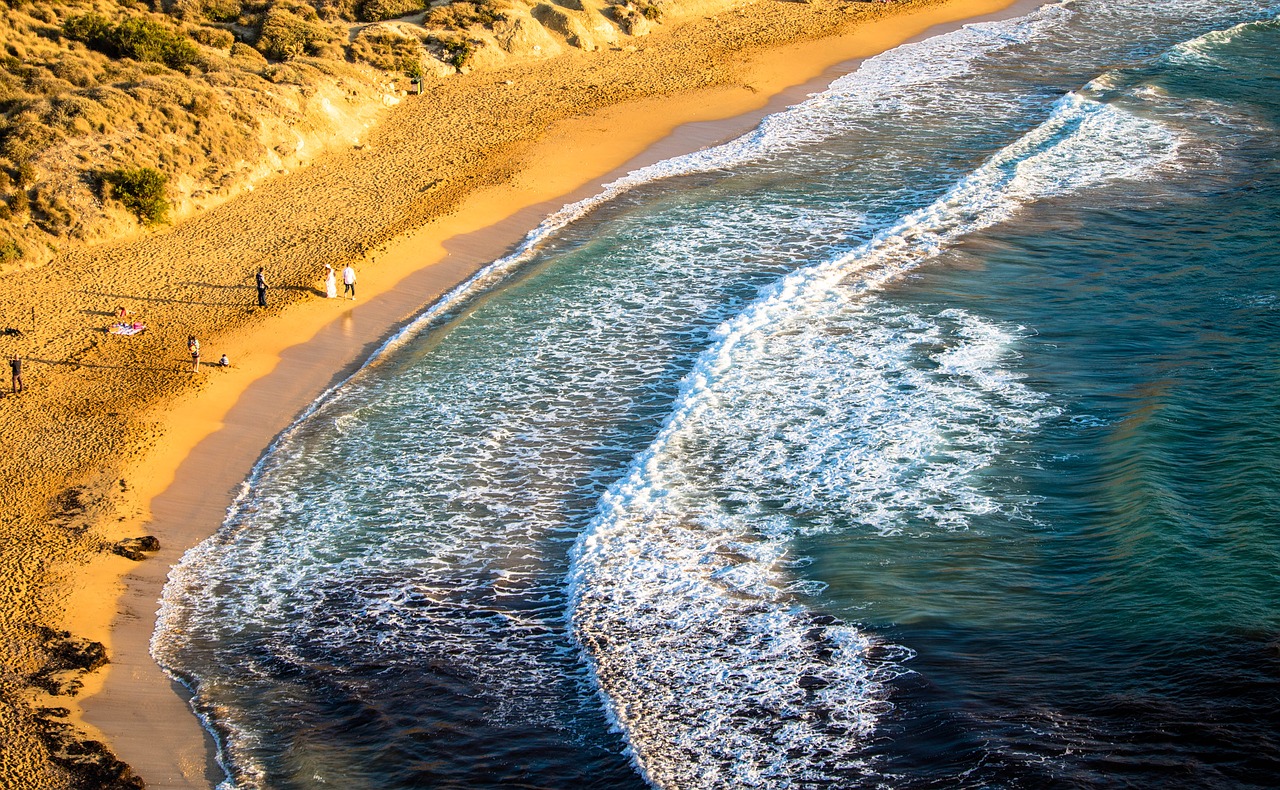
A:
[256,267,268,307]
[9,354,22,394]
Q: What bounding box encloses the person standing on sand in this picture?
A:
[256,266,268,307]
[9,354,22,394]
[324,264,337,299]
[342,264,357,300]
[188,335,200,373]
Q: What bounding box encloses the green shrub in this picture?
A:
[426,34,473,69]
[357,0,424,23]
[62,13,114,47]
[203,0,244,23]
[401,56,423,79]
[256,3,336,61]
[63,13,202,71]
[315,0,358,21]
[425,1,505,30]
[351,28,423,72]
[105,166,169,225]
[0,238,22,265]
[230,40,267,62]
[190,25,236,49]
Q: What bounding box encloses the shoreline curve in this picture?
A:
[73,0,1037,786]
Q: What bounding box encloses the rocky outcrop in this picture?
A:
[110,535,161,561]
[532,3,597,50]
[34,708,146,790]
[493,11,566,58]
[611,3,655,37]
[30,629,109,697]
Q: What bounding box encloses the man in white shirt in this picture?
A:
[342,264,357,300]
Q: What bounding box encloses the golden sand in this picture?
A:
[0,1,1031,786]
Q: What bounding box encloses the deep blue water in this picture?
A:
[154,2,1280,787]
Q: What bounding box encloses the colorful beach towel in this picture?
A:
[109,322,146,336]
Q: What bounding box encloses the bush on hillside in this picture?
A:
[350,27,424,71]
[255,2,338,60]
[229,40,268,62]
[190,25,236,49]
[425,34,474,69]
[0,238,21,265]
[357,0,424,23]
[104,166,169,225]
[313,0,358,20]
[165,0,244,23]
[203,0,245,23]
[425,1,505,31]
[63,14,202,71]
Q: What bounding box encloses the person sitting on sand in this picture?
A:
[116,305,129,319]
[219,353,230,367]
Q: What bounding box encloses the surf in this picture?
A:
[567,89,1181,789]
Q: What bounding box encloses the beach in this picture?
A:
[0,1,1034,787]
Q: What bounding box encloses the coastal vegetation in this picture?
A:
[0,0,667,273]
[102,166,169,225]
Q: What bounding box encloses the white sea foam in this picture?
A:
[1166,14,1280,67]
[568,93,1180,789]
[147,1,1270,786]
[152,192,862,788]
[313,0,1067,376]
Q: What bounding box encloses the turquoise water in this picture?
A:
[154,2,1280,787]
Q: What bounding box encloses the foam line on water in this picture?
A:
[307,0,1066,384]
[151,0,1068,695]
[147,2,1244,783]
[567,91,1181,789]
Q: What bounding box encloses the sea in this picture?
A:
[152,1,1280,787]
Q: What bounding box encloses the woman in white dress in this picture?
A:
[324,264,337,299]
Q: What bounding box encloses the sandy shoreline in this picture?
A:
[0,0,1035,786]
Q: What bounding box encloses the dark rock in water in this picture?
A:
[798,674,831,690]
[34,709,146,789]
[804,627,825,642]
[111,535,161,561]
[809,614,839,626]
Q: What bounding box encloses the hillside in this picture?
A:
[0,0,726,273]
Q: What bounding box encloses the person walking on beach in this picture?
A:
[188,335,200,373]
[342,264,357,300]
[324,264,337,299]
[9,354,22,394]
[256,266,268,307]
